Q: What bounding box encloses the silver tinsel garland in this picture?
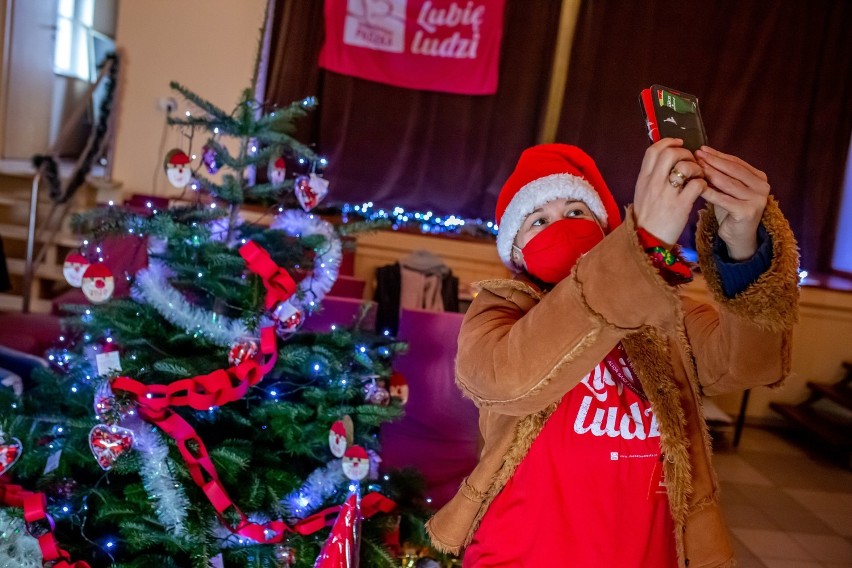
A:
[0,510,42,568]
[281,459,347,519]
[132,260,249,347]
[124,414,190,535]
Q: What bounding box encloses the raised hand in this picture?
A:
[695,146,769,260]
[634,138,707,246]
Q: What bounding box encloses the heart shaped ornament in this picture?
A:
[0,433,22,475]
[294,173,329,212]
[89,424,135,470]
[272,300,305,339]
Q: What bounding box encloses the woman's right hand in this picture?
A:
[633,138,707,246]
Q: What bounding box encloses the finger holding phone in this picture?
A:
[639,85,768,259]
[695,146,769,260]
[634,138,707,246]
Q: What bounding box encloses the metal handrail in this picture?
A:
[22,172,41,313]
[20,54,118,313]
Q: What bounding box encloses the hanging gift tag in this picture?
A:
[294,173,329,212]
[95,351,122,376]
[81,263,115,304]
[63,252,90,288]
[209,554,225,568]
[342,445,370,481]
[268,156,287,187]
[43,449,62,475]
[164,149,193,189]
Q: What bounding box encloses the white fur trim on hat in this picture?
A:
[496,173,607,270]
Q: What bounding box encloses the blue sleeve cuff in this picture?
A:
[713,225,773,298]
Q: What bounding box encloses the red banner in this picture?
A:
[319,0,506,95]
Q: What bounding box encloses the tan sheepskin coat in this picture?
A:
[426,200,799,568]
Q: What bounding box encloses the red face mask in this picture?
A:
[519,218,604,284]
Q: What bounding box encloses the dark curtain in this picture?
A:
[557,0,852,272]
[266,0,561,220]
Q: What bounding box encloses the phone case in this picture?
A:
[639,85,707,152]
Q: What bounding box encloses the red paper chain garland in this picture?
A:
[0,240,395,564]
[111,241,396,544]
[0,478,91,568]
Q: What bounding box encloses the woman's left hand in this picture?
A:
[695,146,770,260]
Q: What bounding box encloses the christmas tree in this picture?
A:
[0,79,439,567]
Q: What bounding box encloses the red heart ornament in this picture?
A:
[294,173,329,212]
[89,424,134,471]
[0,436,22,475]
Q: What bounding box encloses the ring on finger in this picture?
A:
[668,167,686,188]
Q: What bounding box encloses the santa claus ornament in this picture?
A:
[164,149,193,189]
[268,156,287,187]
[389,372,409,405]
[63,252,90,288]
[294,173,329,212]
[342,445,370,481]
[329,416,354,458]
[0,429,22,476]
[81,263,115,304]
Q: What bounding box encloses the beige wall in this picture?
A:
[111,0,267,196]
[0,0,7,158]
[682,280,852,423]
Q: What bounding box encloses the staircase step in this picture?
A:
[0,222,81,248]
[808,381,852,412]
[769,402,852,449]
[5,258,67,282]
[0,293,53,314]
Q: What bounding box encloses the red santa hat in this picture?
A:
[82,263,113,280]
[495,144,622,270]
[330,421,347,437]
[343,445,368,460]
[166,150,191,167]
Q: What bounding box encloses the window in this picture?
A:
[831,135,852,274]
[54,0,97,81]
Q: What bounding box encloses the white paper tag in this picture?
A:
[96,351,122,376]
[209,554,225,568]
[44,449,62,475]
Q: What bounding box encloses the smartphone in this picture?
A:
[639,85,708,152]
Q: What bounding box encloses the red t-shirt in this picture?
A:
[464,345,678,567]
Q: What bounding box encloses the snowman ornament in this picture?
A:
[164,149,193,189]
[81,263,115,304]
